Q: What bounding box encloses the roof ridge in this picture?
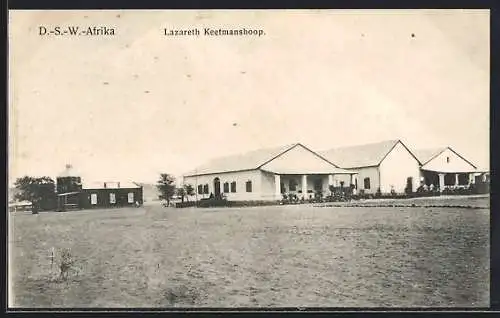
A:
[320,139,400,152]
[319,139,402,169]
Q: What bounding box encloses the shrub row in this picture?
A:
[175,199,280,208]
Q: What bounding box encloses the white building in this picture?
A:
[413,146,479,189]
[320,140,422,194]
[183,143,356,201]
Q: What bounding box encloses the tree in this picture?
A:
[183,184,194,202]
[14,176,56,214]
[404,177,413,195]
[156,173,176,207]
[176,187,186,203]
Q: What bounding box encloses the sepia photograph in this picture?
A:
[8,9,490,308]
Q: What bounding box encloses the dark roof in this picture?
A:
[319,139,402,169]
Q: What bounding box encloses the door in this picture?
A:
[214,178,221,197]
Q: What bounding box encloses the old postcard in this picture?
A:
[8,9,490,309]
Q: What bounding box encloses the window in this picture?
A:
[446,156,450,163]
[289,179,298,191]
[91,193,97,205]
[246,180,252,192]
[230,181,237,193]
[203,184,209,194]
[109,193,116,204]
[128,192,134,203]
[198,185,203,195]
[223,182,229,193]
[314,179,322,191]
[364,177,371,190]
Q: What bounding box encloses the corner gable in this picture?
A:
[420,148,447,166]
[379,140,422,166]
[421,147,477,173]
[446,147,477,169]
[259,143,352,175]
[257,143,301,169]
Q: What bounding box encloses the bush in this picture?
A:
[228,200,280,207]
[197,198,228,208]
[175,201,197,208]
[54,247,82,281]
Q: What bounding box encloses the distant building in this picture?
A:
[183,143,356,202]
[413,147,483,189]
[184,140,486,200]
[56,164,143,211]
[80,181,143,209]
[320,140,421,194]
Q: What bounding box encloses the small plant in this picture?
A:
[58,248,78,281]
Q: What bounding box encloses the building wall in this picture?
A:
[183,169,265,201]
[56,176,82,194]
[347,166,380,194]
[260,144,342,174]
[379,142,421,193]
[183,170,352,201]
[260,170,277,201]
[421,148,476,173]
[81,187,143,209]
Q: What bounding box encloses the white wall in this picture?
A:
[379,141,421,193]
[260,144,341,174]
[260,170,277,201]
[349,166,379,194]
[421,148,477,173]
[183,169,266,201]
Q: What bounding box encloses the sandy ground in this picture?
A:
[9,199,489,308]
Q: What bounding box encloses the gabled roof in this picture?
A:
[412,147,448,166]
[414,146,477,169]
[184,143,297,176]
[183,143,353,176]
[319,139,410,169]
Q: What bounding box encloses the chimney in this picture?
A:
[118,182,120,188]
[104,182,107,189]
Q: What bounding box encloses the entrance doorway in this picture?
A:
[213,177,221,198]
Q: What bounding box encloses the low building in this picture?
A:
[55,164,143,211]
[183,143,357,202]
[320,140,422,194]
[413,147,479,189]
[80,181,143,209]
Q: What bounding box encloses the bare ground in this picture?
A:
[9,198,489,308]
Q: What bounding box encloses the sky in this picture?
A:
[8,9,490,185]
